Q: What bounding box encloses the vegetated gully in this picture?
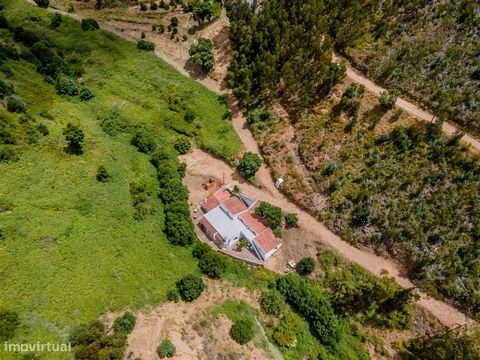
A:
[43,2,476,329]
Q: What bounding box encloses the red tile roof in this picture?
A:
[200,217,217,236]
[255,229,282,254]
[215,190,231,202]
[222,196,247,215]
[240,212,266,234]
[202,190,232,212]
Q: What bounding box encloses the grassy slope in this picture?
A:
[0,0,241,352]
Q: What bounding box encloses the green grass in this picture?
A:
[0,0,241,357]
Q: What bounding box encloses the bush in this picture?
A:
[176,274,205,301]
[259,290,285,316]
[0,146,17,162]
[0,309,20,341]
[167,289,180,302]
[81,18,100,31]
[188,38,214,73]
[230,319,254,345]
[63,123,84,155]
[137,40,155,51]
[100,110,131,136]
[96,165,111,182]
[131,128,156,154]
[296,257,315,275]
[0,80,14,99]
[174,136,191,154]
[113,312,136,334]
[285,213,298,227]
[272,310,301,347]
[56,75,80,96]
[140,2,147,11]
[50,13,62,28]
[79,87,95,101]
[6,95,26,113]
[379,90,399,109]
[237,152,262,179]
[184,109,195,122]
[150,1,158,10]
[198,251,226,278]
[192,242,211,259]
[34,0,49,8]
[254,202,282,228]
[157,339,176,358]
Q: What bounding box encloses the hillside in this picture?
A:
[327,0,480,135]
[0,0,241,353]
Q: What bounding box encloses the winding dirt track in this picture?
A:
[333,55,480,153]
[38,2,476,328]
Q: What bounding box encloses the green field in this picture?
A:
[0,0,241,354]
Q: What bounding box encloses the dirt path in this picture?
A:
[333,54,480,153]
[181,149,473,329]
[38,1,475,329]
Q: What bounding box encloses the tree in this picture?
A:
[379,90,399,109]
[113,312,136,334]
[131,128,156,154]
[176,275,205,301]
[285,213,298,227]
[165,216,195,246]
[198,251,226,278]
[56,75,80,97]
[188,38,214,73]
[174,136,191,154]
[6,95,26,113]
[50,13,62,28]
[237,152,262,179]
[150,1,158,10]
[192,1,215,25]
[297,257,315,275]
[81,18,100,31]
[34,0,49,8]
[230,319,254,345]
[96,165,111,182]
[272,310,301,347]
[95,0,103,10]
[192,242,211,259]
[63,123,84,154]
[254,202,282,228]
[167,289,180,302]
[139,2,147,11]
[137,40,155,51]
[157,339,176,358]
[260,290,285,315]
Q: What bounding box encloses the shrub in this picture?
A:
[131,128,156,154]
[137,40,155,51]
[6,95,26,113]
[96,165,111,182]
[0,309,19,341]
[192,242,211,259]
[188,38,214,73]
[37,123,49,136]
[176,274,205,301]
[81,18,100,31]
[79,87,95,101]
[272,311,301,347]
[0,146,17,162]
[140,2,147,11]
[170,17,179,27]
[285,213,298,227]
[34,0,49,8]
[167,289,180,302]
[50,12,62,28]
[150,1,158,10]
[56,75,80,96]
[230,319,254,345]
[255,201,282,228]
[0,80,14,99]
[296,257,315,275]
[259,290,285,316]
[100,110,131,136]
[273,227,283,238]
[165,216,196,246]
[237,152,262,178]
[67,4,75,13]
[0,227,3,241]
[184,109,195,122]
[198,251,226,278]
[379,90,399,109]
[63,123,84,155]
[140,32,145,39]
[174,136,191,154]
[157,339,175,358]
[324,160,337,176]
[113,312,136,334]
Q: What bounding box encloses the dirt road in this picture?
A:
[333,54,480,153]
[39,2,475,328]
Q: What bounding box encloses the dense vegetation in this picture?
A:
[325,0,480,134]
[225,0,345,112]
[0,0,240,354]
